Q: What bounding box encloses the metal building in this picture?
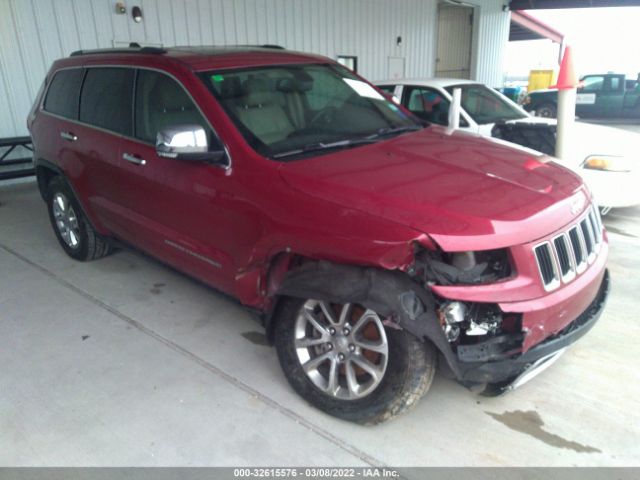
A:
[0,0,510,138]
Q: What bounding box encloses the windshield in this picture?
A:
[200,64,421,159]
[445,84,527,125]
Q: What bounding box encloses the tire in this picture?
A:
[274,297,437,425]
[46,176,111,261]
[536,103,557,118]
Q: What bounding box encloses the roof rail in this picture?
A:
[70,46,167,57]
[259,44,285,50]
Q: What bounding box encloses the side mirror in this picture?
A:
[156,125,226,164]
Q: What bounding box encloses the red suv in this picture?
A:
[28,46,609,424]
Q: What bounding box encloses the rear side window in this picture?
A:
[134,69,212,144]
[80,68,134,135]
[403,86,451,125]
[43,69,84,119]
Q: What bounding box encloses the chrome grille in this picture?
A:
[534,205,603,291]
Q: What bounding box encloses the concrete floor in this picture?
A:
[1,180,639,467]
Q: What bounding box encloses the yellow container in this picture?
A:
[528,70,557,92]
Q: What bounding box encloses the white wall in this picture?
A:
[0,0,508,137]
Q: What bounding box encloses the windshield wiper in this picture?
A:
[272,137,377,159]
[365,125,424,140]
[272,125,424,159]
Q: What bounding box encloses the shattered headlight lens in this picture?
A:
[583,155,631,173]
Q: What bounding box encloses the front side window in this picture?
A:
[135,70,213,145]
[200,63,420,159]
[580,76,605,92]
[43,69,84,119]
[80,68,134,135]
[445,84,527,125]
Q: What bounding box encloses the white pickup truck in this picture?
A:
[376,78,640,213]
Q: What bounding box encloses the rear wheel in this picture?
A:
[536,103,557,118]
[274,297,437,424]
[46,177,111,261]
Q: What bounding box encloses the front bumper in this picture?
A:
[458,269,610,390]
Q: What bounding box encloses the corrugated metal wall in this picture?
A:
[0,0,508,137]
[472,0,511,88]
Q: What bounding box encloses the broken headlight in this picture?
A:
[437,301,522,345]
[412,248,512,286]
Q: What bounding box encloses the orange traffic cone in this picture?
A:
[552,46,579,90]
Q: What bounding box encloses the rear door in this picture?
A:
[601,75,625,116]
[37,68,84,191]
[115,68,235,292]
[75,67,136,239]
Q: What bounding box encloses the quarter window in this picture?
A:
[134,70,212,144]
[80,68,134,135]
[43,69,84,119]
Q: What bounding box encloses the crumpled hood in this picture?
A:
[279,127,589,251]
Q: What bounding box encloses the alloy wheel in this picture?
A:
[294,300,389,400]
[52,192,81,249]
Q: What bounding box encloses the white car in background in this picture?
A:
[375,78,640,213]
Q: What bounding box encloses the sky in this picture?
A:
[504,7,640,80]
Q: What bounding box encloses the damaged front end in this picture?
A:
[271,232,609,396]
[408,241,609,394]
[411,247,523,358]
[409,247,529,389]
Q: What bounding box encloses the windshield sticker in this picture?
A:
[211,74,224,83]
[343,79,384,100]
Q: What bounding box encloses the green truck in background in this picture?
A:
[522,73,640,119]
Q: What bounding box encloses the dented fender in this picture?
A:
[269,261,463,378]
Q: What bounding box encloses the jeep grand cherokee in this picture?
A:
[28,46,609,424]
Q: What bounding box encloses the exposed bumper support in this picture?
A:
[459,269,610,392]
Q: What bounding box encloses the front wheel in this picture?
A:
[274,297,437,424]
[536,103,557,118]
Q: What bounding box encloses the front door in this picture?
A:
[116,69,236,293]
[74,68,136,238]
[576,75,623,118]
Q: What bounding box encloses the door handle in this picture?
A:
[122,152,146,166]
[60,131,77,142]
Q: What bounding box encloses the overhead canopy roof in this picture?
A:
[510,10,564,42]
[509,0,640,9]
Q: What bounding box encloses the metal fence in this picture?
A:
[0,136,34,180]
